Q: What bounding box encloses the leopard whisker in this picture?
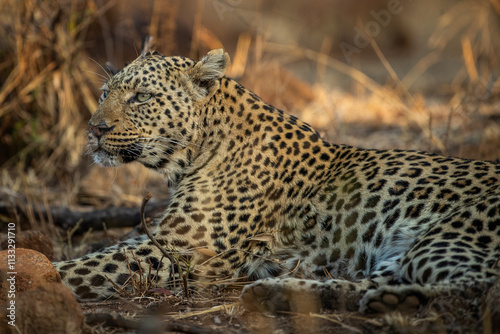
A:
[136,136,202,149]
[138,142,177,154]
[88,57,112,80]
[83,69,109,84]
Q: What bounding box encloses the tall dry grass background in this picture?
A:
[1,0,500,332]
[0,0,499,241]
[0,0,499,240]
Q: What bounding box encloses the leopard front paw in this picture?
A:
[241,279,292,313]
[241,278,323,314]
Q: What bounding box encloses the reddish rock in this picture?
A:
[0,248,61,303]
[0,282,84,334]
[1,230,54,260]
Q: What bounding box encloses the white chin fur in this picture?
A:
[92,151,121,167]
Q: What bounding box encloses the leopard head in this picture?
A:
[88,49,230,173]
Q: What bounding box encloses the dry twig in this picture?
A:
[140,192,191,298]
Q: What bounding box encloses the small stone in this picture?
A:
[0,248,61,302]
[0,282,84,334]
[1,230,54,260]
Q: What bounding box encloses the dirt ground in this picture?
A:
[76,285,499,333]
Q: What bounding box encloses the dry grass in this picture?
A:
[1,0,499,205]
[0,0,109,180]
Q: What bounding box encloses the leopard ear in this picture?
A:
[188,49,230,101]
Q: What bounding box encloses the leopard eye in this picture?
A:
[137,93,152,103]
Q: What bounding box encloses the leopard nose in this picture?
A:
[89,120,114,138]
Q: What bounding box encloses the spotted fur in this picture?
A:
[54,49,500,313]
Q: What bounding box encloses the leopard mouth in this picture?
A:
[91,148,120,167]
[117,142,143,163]
[89,141,143,166]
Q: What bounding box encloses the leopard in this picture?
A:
[54,48,500,314]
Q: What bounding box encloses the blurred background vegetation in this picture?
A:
[1,0,500,223]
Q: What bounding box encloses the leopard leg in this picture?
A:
[241,277,376,313]
[361,215,500,313]
[54,235,174,301]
